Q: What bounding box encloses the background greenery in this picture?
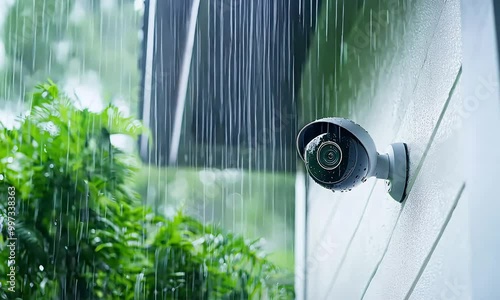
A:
[1,0,141,109]
[135,167,295,271]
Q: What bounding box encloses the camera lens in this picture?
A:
[317,141,342,170]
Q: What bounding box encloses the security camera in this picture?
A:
[296,118,409,203]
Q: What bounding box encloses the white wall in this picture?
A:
[462,0,500,299]
[300,0,469,299]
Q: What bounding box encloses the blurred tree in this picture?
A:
[1,0,141,113]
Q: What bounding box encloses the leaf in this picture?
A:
[95,243,114,252]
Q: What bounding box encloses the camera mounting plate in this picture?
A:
[385,143,409,203]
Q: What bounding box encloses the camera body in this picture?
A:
[296,118,409,203]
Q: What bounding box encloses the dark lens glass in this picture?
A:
[317,142,342,170]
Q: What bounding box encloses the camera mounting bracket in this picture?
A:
[375,143,409,203]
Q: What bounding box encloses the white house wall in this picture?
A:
[300,0,468,299]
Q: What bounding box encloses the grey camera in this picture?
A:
[296,118,409,203]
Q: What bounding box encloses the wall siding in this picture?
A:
[302,0,468,299]
[409,192,470,300]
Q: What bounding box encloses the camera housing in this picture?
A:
[296,117,409,203]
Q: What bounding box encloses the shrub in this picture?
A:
[0,82,294,299]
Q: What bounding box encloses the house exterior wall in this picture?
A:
[297,0,470,299]
[462,0,500,298]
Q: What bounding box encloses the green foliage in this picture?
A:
[2,0,74,99]
[0,82,294,299]
[1,0,142,115]
[134,166,296,270]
